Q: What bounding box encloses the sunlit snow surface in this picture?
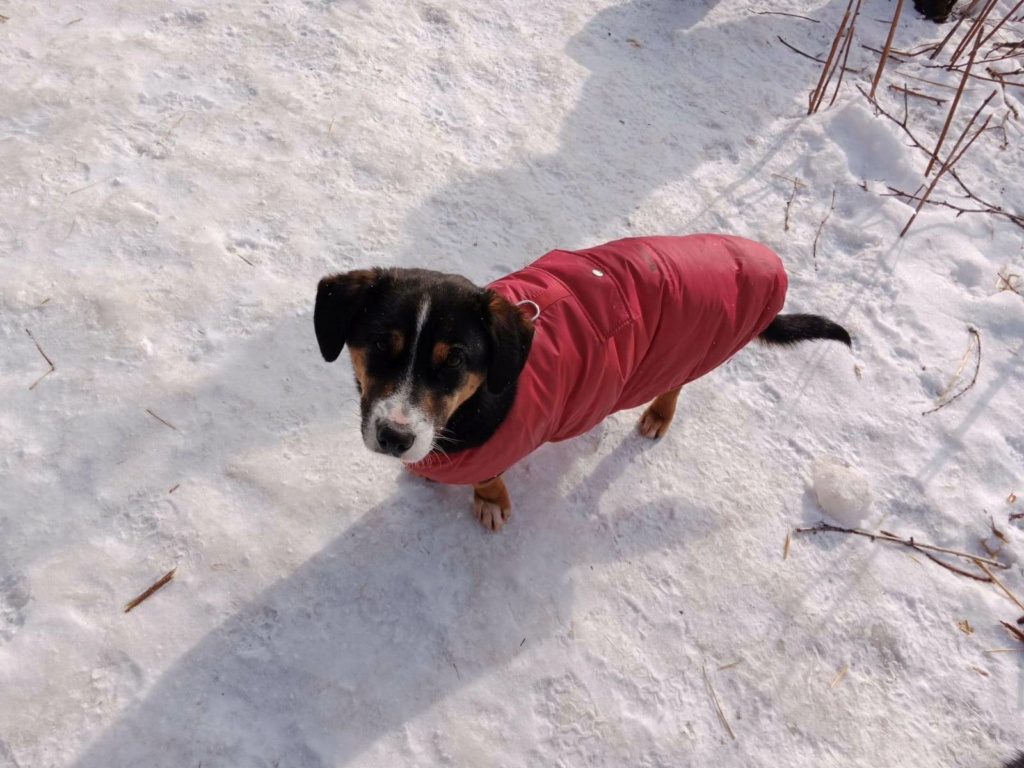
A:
[1,1,1022,766]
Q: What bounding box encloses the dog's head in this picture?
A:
[314,268,534,463]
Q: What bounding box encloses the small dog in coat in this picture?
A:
[315,235,851,531]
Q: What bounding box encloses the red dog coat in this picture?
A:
[409,235,788,485]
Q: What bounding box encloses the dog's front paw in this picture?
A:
[638,405,673,439]
[473,495,511,532]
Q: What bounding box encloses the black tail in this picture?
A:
[758,313,852,347]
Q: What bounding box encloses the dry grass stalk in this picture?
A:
[718,660,743,671]
[1000,621,1024,641]
[168,483,181,494]
[236,252,255,267]
[957,618,975,633]
[793,522,1007,568]
[931,0,984,60]
[828,0,865,108]
[0,13,8,22]
[949,0,999,67]
[66,17,83,25]
[756,11,820,22]
[975,560,1024,610]
[146,408,178,430]
[923,328,982,414]
[159,114,186,144]
[926,33,986,177]
[813,187,837,271]
[984,647,1024,653]
[783,531,792,560]
[870,0,905,98]
[124,568,176,613]
[809,0,855,114]
[783,179,801,231]
[702,664,737,740]
[830,665,850,689]
[970,666,990,675]
[26,328,56,390]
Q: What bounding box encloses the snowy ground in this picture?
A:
[2,0,1023,765]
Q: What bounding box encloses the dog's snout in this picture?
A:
[376,421,415,457]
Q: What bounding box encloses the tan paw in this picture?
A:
[638,406,673,439]
[473,496,511,532]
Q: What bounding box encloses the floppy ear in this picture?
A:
[482,291,535,393]
[314,269,383,362]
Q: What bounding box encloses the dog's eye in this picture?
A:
[445,350,464,368]
[374,338,389,353]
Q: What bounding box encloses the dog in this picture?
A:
[315,235,851,531]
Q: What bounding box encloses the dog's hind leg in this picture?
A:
[638,386,682,439]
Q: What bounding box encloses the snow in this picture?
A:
[812,458,873,526]
[1,0,1022,766]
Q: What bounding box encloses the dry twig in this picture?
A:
[902,93,996,236]
[927,32,986,176]
[146,408,178,430]
[793,522,1007,568]
[813,188,837,271]
[783,178,801,231]
[26,328,56,390]
[124,568,176,613]
[888,83,946,104]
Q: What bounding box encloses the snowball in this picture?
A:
[812,459,873,526]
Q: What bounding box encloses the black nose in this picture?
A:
[376,422,415,457]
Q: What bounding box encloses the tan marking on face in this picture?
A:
[451,371,485,412]
[418,371,485,427]
[348,347,368,391]
[431,341,451,368]
[350,346,397,404]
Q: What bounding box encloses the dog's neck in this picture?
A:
[435,381,518,455]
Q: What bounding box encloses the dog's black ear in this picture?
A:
[314,269,384,362]
[482,291,535,393]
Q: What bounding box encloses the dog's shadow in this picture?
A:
[74,442,712,767]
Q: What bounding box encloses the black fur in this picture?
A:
[1003,752,1024,768]
[482,289,535,394]
[758,313,852,348]
[314,269,386,362]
